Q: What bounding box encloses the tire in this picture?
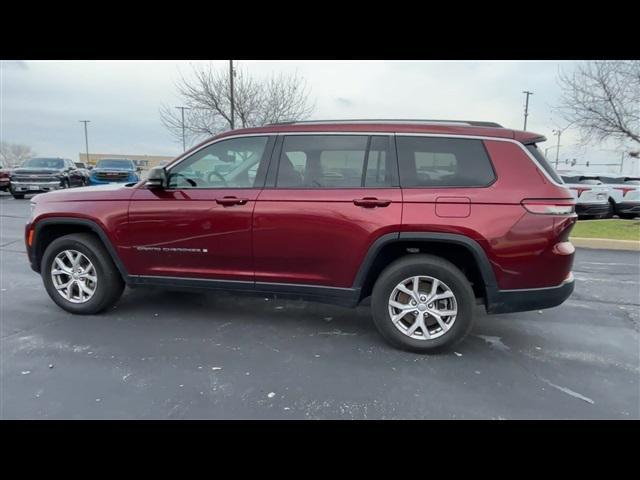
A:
[619,213,638,220]
[371,254,475,353]
[605,200,615,219]
[11,192,25,199]
[41,233,124,314]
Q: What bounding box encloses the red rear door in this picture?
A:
[252,134,402,288]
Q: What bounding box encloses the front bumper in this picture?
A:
[88,177,135,185]
[575,202,610,217]
[615,201,640,216]
[486,273,575,314]
[11,181,62,193]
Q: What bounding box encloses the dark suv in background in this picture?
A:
[25,120,577,352]
[10,157,85,199]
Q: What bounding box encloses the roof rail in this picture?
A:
[268,119,503,128]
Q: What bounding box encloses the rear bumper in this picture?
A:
[486,274,575,314]
[575,203,610,216]
[615,201,640,215]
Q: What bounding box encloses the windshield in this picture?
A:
[22,158,64,169]
[75,163,85,168]
[96,159,134,170]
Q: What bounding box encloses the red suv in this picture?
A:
[25,120,577,352]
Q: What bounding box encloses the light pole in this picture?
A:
[552,129,562,168]
[175,106,190,152]
[79,120,90,165]
[522,91,533,131]
[229,60,235,130]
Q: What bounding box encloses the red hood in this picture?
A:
[31,183,137,203]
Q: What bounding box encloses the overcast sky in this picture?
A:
[0,60,630,171]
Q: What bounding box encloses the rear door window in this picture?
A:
[276,135,397,188]
[396,136,495,187]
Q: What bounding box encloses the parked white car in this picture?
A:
[558,172,611,219]
[592,174,640,219]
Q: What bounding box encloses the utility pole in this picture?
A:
[552,128,562,168]
[175,106,189,152]
[522,91,533,131]
[79,120,91,165]
[229,60,235,130]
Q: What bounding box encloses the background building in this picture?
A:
[79,153,175,172]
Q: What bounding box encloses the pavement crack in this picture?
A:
[538,378,595,404]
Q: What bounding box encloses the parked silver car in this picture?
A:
[591,173,640,219]
[559,172,610,219]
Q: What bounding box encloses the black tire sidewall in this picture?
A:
[41,234,121,314]
[371,256,475,353]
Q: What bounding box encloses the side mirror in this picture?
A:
[145,166,167,189]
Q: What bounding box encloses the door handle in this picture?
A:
[353,197,392,208]
[216,196,249,206]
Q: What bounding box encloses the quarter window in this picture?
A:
[397,136,495,187]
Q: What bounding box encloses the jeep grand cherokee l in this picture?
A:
[25,120,577,352]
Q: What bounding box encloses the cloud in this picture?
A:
[0,60,629,171]
[335,97,354,107]
[2,60,28,70]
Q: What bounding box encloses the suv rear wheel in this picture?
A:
[371,254,475,353]
[41,233,124,314]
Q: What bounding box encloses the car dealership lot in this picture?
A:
[1,193,638,419]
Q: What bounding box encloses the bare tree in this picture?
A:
[160,63,315,148]
[0,142,35,167]
[556,60,640,146]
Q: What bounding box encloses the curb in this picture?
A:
[571,237,640,251]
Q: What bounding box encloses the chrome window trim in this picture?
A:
[164,131,565,188]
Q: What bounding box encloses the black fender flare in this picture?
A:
[31,217,130,280]
[351,231,499,303]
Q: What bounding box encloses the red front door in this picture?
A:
[126,187,258,280]
[124,135,274,281]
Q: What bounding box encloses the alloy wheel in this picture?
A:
[388,275,458,340]
[50,250,98,303]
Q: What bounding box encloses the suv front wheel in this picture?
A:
[371,254,475,353]
[41,233,124,314]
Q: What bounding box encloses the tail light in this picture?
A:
[573,187,592,197]
[614,187,635,197]
[522,199,575,215]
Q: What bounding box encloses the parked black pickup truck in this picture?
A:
[10,157,86,199]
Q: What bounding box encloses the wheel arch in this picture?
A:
[353,232,499,307]
[31,217,129,281]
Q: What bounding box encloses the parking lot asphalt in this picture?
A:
[1,192,638,419]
